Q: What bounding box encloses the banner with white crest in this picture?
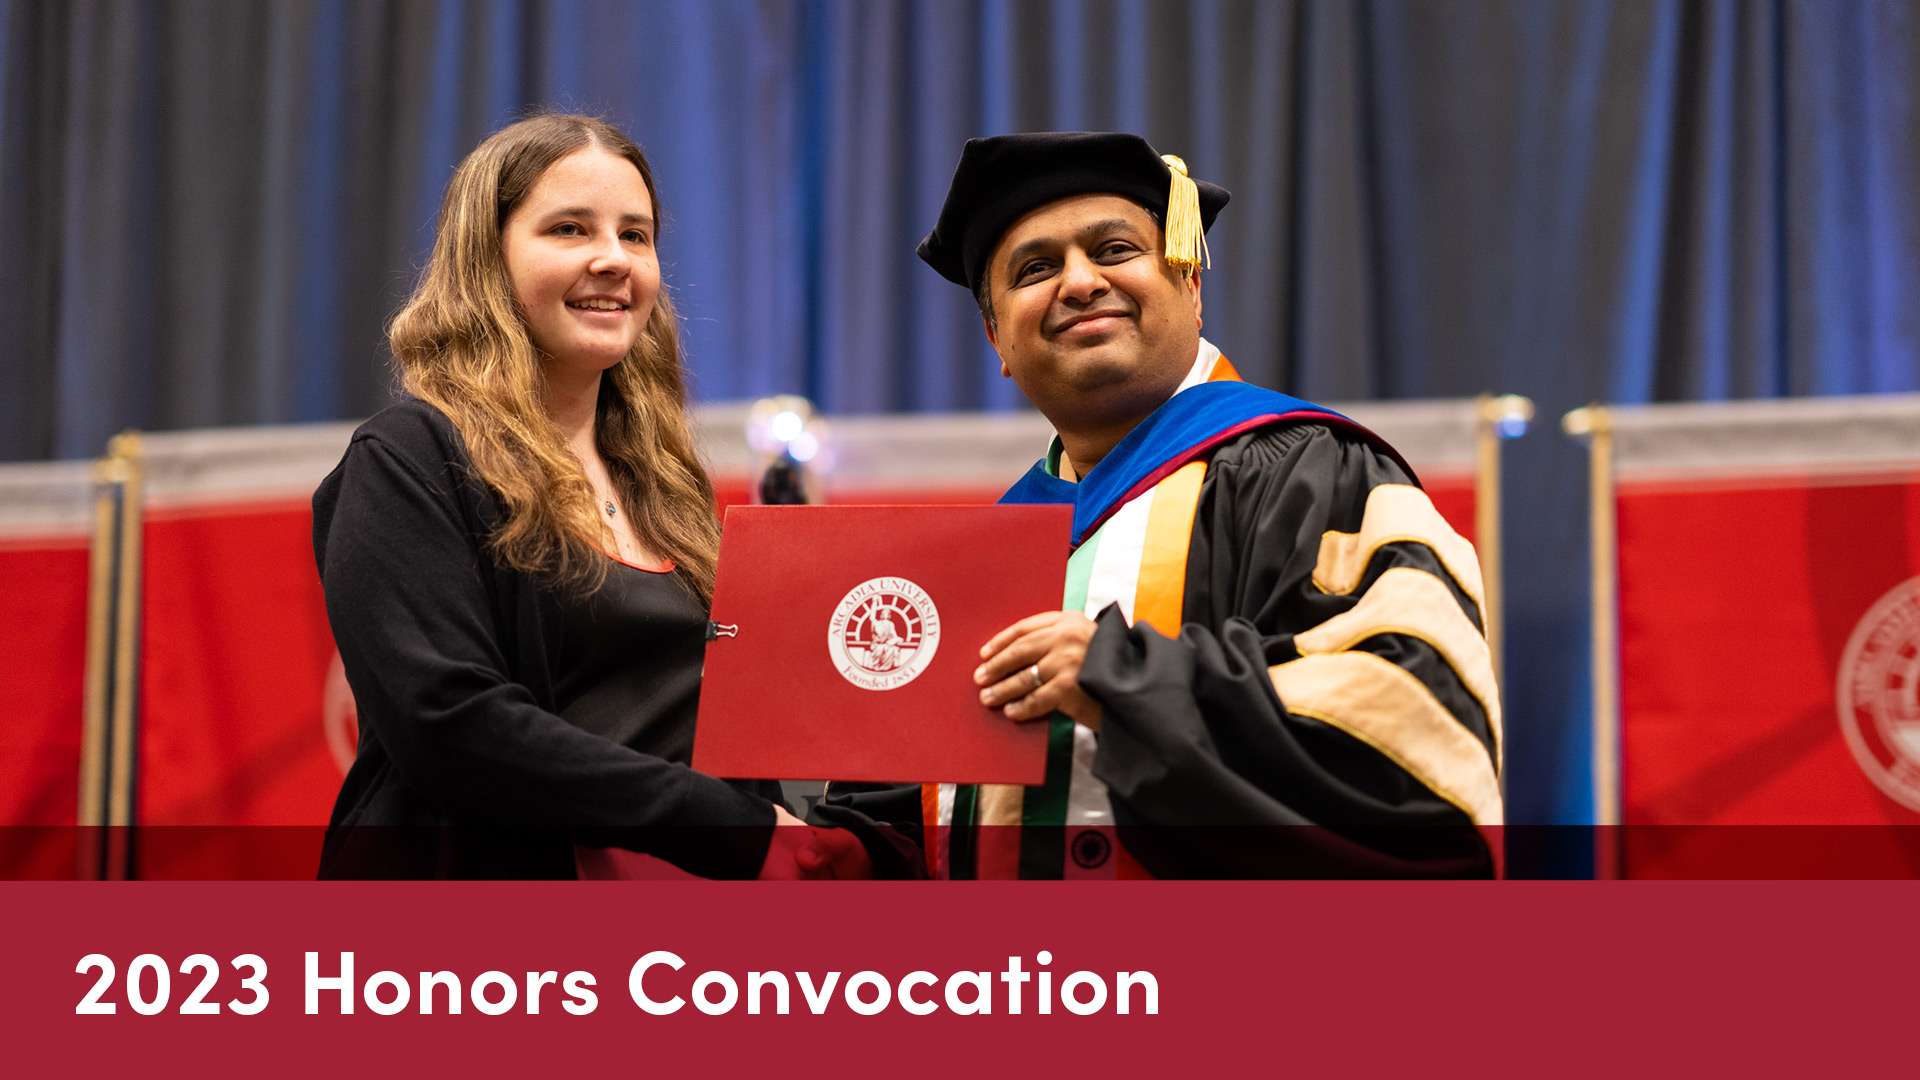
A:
[1567,393,1920,877]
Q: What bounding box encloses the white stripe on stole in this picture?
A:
[1056,345,1217,874]
[947,342,1221,870]
[934,782,955,874]
[1084,488,1154,627]
[924,484,1154,843]
[1057,485,1161,877]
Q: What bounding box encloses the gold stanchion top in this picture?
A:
[1477,394,1535,436]
[106,430,144,462]
[1561,404,1613,440]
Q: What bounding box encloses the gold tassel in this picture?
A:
[1160,153,1210,274]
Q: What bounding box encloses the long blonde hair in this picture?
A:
[388,114,719,601]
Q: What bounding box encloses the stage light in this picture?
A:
[1490,394,1534,439]
[746,395,830,503]
[745,395,816,456]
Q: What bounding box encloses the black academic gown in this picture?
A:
[819,421,1500,879]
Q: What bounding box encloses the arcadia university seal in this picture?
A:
[828,576,941,691]
[1836,576,1920,813]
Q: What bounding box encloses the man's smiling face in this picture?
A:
[982,194,1203,439]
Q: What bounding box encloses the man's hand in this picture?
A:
[975,610,1103,728]
[758,806,874,880]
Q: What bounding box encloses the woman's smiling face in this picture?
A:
[500,145,660,376]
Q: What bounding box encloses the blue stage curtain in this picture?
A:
[4,0,1918,839]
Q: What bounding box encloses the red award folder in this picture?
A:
[693,504,1072,785]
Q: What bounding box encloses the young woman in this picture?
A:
[313,114,862,879]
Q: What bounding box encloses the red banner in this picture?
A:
[0,540,92,881]
[0,540,90,833]
[1618,473,1920,874]
[134,503,340,877]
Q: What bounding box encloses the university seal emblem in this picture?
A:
[1836,576,1920,813]
[827,576,940,691]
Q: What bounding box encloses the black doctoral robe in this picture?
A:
[818,421,1502,879]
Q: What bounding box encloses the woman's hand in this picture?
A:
[974,610,1103,729]
[794,826,873,880]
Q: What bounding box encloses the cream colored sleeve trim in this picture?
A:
[1314,484,1485,611]
[1295,565,1503,767]
[1269,651,1504,827]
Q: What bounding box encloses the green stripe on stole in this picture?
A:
[960,487,1183,877]
[1012,531,1101,877]
[951,531,1102,879]
[953,476,1187,877]
[949,784,979,881]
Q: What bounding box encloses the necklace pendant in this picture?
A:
[604,499,617,517]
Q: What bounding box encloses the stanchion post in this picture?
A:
[80,457,123,876]
[78,432,143,879]
[1473,394,1533,689]
[1562,405,1619,879]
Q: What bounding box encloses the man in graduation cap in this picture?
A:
[820,133,1502,878]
